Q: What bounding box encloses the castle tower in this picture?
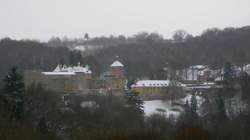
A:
[110,60,124,78]
[106,60,127,91]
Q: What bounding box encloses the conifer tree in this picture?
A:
[84,33,90,40]
[125,91,144,114]
[2,66,24,120]
[37,116,48,134]
[223,62,235,89]
[190,94,198,115]
[216,93,227,121]
[239,72,250,101]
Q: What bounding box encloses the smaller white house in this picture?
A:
[243,64,250,75]
[180,65,207,81]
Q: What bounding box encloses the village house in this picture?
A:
[177,65,217,83]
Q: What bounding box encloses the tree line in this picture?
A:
[0,67,250,140]
[1,26,250,81]
[89,26,250,81]
[0,38,90,79]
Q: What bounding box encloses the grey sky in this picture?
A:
[0,0,249,41]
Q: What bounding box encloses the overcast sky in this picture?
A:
[0,0,249,41]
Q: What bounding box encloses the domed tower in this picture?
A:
[107,60,127,91]
[110,60,124,78]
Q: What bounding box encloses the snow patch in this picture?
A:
[143,94,205,118]
[143,100,181,118]
[80,101,99,108]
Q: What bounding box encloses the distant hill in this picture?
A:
[89,26,250,80]
[0,38,82,78]
[1,26,250,81]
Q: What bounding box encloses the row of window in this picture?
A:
[141,84,168,87]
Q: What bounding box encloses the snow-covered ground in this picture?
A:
[143,94,205,118]
[181,94,205,108]
[80,101,99,108]
[143,100,181,117]
[70,45,102,52]
[78,94,205,119]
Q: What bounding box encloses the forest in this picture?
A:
[1,26,250,80]
[0,26,250,140]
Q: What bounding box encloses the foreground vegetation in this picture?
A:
[0,67,250,140]
[0,25,250,140]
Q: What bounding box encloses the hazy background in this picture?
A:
[0,0,249,41]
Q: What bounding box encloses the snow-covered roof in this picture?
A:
[53,63,92,74]
[43,63,92,75]
[132,80,170,87]
[42,72,75,75]
[110,60,124,67]
[203,82,215,85]
[72,65,91,73]
[190,65,206,70]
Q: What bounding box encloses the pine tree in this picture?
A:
[37,116,48,134]
[84,33,90,40]
[239,72,250,101]
[125,91,144,114]
[190,94,198,115]
[2,67,24,120]
[216,93,227,121]
[223,62,235,89]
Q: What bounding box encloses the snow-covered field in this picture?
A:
[143,94,204,118]
[143,100,181,117]
[78,94,205,119]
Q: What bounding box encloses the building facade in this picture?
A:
[24,63,92,93]
[131,80,170,98]
[24,60,127,94]
[102,60,127,94]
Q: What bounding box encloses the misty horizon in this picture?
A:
[1,25,249,42]
[1,1,250,139]
[1,0,249,41]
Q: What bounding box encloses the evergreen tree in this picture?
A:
[1,67,24,120]
[125,91,144,114]
[177,95,202,129]
[239,72,250,101]
[84,33,89,40]
[216,93,227,121]
[223,62,235,89]
[190,94,198,115]
[184,100,190,111]
[37,116,48,134]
